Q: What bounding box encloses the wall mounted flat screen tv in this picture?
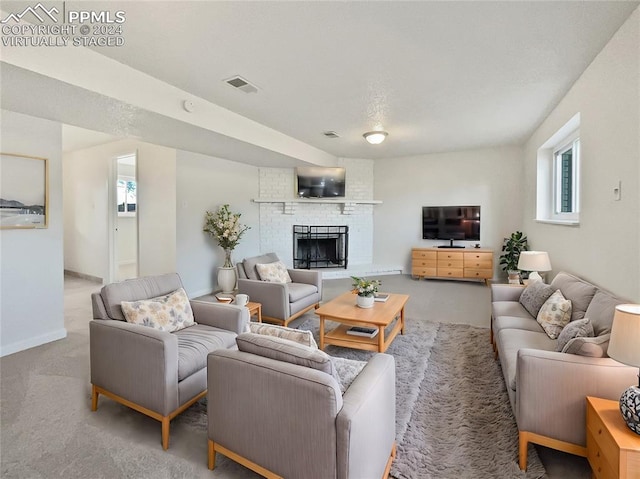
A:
[422,206,481,241]
[296,167,346,198]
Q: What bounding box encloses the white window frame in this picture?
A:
[535,113,581,226]
[552,133,580,222]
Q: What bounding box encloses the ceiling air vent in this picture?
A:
[224,75,258,94]
[323,131,340,138]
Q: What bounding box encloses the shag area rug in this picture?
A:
[297,318,547,479]
[181,317,546,479]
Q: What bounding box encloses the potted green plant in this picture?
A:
[351,276,381,308]
[499,231,529,284]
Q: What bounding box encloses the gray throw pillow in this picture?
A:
[556,318,594,352]
[519,281,555,318]
[562,333,610,358]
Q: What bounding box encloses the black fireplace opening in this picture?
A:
[293,225,348,269]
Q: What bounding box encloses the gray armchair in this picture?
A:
[207,333,397,479]
[236,253,322,327]
[90,273,248,450]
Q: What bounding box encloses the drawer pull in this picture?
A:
[596,451,600,457]
[598,428,602,435]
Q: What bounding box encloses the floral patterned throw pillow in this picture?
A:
[536,289,572,339]
[255,261,292,283]
[121,288,195,332]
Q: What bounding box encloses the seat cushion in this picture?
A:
[288,282,318,303]
[497,329,557,391]
[492,301,532,321]
[175,324,237,381]
[493,315,544,336]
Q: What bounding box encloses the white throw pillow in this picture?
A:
[536,289,572,339]
[255,261,292,283]
[249,322,317,349]
[121,288,195,332]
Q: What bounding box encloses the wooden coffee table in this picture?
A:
[315,292,409,353]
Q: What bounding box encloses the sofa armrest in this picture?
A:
[91,291,109,319]
[515,348,637,446]
[190,301,248,333]
[491,283,525,302]
[336,354,396,479]
[89,320,179,415]
[237,278,289,320]
[288,269,322,294]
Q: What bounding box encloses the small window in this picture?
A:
[536,113,580,225]
[553,137,580,221]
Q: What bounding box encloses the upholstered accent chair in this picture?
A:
[207,333,397,479]
[90,273,249,450]
[236,253,322,327]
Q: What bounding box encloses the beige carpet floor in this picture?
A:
[0,274,592,478]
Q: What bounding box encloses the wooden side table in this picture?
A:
[246,301,262,323]
[586,396,640,479]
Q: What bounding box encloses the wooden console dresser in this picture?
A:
[411,247,494,284]
[586,396,640,479]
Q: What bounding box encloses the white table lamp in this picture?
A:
[517,251,552,283]
[608,304,640,435]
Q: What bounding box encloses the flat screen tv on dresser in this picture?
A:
[422,206,481,241]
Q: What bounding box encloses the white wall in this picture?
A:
[1,111,66,356]
[374,146,524,277]
[176,150,260,297]
[522,7,639,301]
[63,139,176,281]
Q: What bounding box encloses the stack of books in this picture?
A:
[346,326,379,338]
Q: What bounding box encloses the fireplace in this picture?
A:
[293,225,348,269]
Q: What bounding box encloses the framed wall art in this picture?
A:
[0,153,48,229]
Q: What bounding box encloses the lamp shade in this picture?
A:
[608,304,640,368]
[517,251,552,272]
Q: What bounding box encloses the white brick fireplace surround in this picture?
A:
[257,159,401,278]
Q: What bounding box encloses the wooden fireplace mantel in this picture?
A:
[251,198,382,215]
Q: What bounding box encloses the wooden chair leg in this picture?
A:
[208,439,216,470]
[91,384,99,411]
[161,417,170,450]
[519,432,528,471]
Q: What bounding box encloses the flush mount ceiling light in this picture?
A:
[363,131,388,145]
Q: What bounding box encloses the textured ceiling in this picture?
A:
[2,1,638,161]
[83,1,637,159]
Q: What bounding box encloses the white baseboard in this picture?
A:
[0,328,67,358]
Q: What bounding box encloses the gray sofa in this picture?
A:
[90,273,249,449]
[207,333,397,479]
[491,271,637,470]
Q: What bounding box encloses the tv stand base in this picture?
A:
[411,247,494,285]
